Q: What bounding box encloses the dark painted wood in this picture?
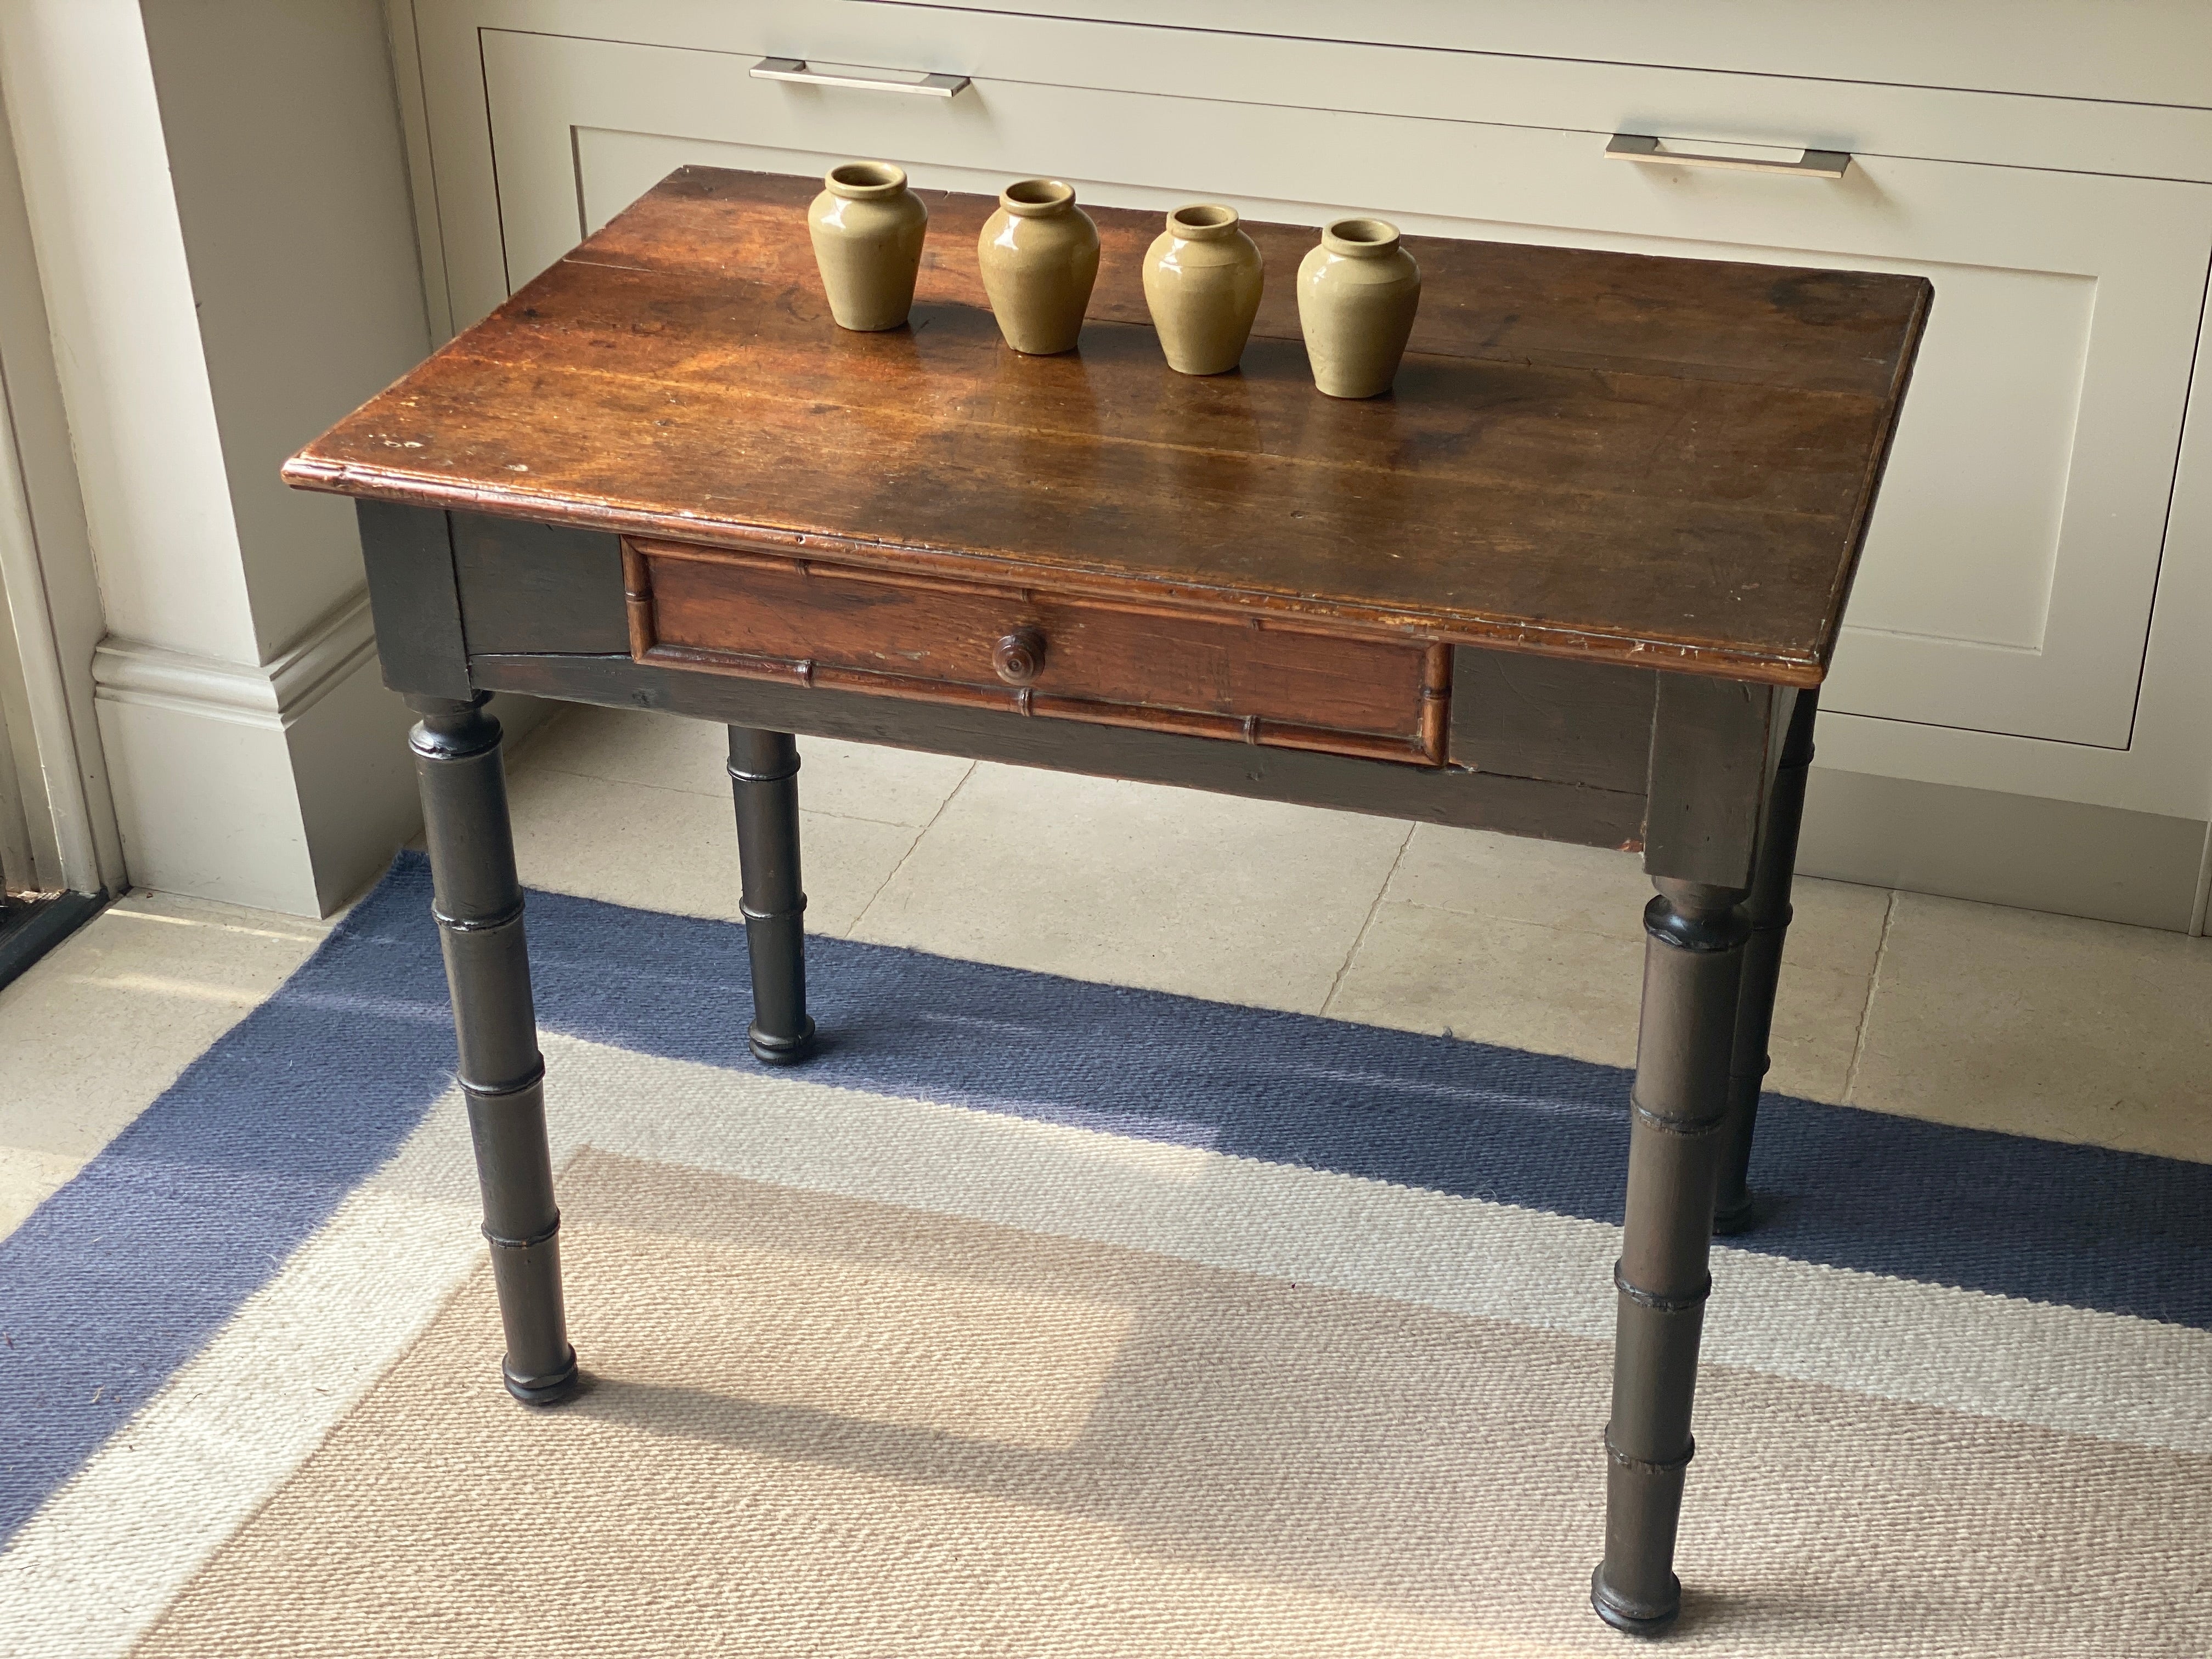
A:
[1451,648,1656,792]
[1593,874,1753,1635]
[471,650,1649,849]
[631,538,1438,764]
[357,500,469,698]
[727,727,816,1064]
[289,166,1929,686]
[1713,690,1820,1234]
[1643,677,1791,889]
[452,512,628,656]
[407,691,577,1406]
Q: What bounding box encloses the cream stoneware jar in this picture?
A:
[1141,204,1265,375]
[806,161,928,332]
[1296,217,1421,398]
[977,178,1100,356]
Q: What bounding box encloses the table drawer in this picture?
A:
[624,539,1448,765]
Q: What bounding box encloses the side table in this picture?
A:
[286,165,1927,1634]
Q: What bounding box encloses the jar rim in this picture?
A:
[1321,216,1402,257]
[1166,202,1240,240]
[1001,177,1076,217]
[825,160,909,200]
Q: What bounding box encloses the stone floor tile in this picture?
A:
[1387,823,1893,977]
[517,704,974,826]
[850,762,1412,1014]
[0,894,330,1174]
[1849,893,2212,1161]
[505,765,918,938]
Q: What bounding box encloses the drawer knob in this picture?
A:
[992,628,1047,685]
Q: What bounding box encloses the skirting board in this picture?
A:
[1799,767,2210,934]
[91,588,555,916]
[95,644,410,916]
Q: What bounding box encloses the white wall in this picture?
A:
[0,0,441,915]
[137,0,436,661]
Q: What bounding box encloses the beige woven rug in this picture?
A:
[10,866,2207,1657]
[126,1148,2210,1658]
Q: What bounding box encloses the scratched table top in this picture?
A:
[285,166,1928,685]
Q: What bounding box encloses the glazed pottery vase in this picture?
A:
[1296,217,1421,398]
[1141,204,1265,375]
[977,178,1100,356]
[806,161,928,332]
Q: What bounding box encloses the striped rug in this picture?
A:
[2,854,2207,1656]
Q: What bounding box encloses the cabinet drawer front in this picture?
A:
[627,541,1447,764]
[464,23,2212,754]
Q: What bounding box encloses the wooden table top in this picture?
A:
[285,166,1928,685]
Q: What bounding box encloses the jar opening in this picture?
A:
[1002,178,1076,216]
[1168,203,1239,240]
[1321,216,1402,257]
[826,161,907,199]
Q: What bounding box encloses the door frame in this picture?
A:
[0,77,128,902]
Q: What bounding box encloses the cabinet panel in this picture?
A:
[478,27,2212,748]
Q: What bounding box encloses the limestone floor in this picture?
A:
[3,700,2207,1241]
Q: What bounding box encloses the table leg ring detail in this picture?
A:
[431,898,526,933]
[458,1058,549,1100]
[727,757,802,786]
[1604,1427,1696,1477]
[1613,1264,1711,1313]
[482,1214,563,1250]
[739,896,809,926]
[1631,1102,1727,1137]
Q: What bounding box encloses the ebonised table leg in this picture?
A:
[727,727,816,1065]
[1713,691,1819,1235]
[408,693,578,1406]
[1592,876,1752,1635]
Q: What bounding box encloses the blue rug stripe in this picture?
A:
[0,870,460,1539]
[510,862,2212,1333]
[4,852,2208,1551]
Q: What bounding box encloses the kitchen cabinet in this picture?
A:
[387,0,2212,926]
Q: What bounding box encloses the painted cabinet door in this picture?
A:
[456,24,2212,752]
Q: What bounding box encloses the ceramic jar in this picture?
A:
[1141,204,1265,375]
[806,161,928,332]
[977,178,1100,356]
[1296,217,1422,398]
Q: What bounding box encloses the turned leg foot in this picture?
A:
[1712,691,1818,1236]
[728,727,815,1065]
[1593,877,1751,1634]
[409,693,577,1406]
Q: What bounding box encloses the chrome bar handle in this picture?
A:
[1606,133,1850,179]
[750,57,970,98]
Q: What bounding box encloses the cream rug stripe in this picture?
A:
[531,1037,2212,1453]
[126,1152,2212,1658]
[0,1185,481,1659]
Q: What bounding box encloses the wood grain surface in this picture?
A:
[627,538,1441,764]
[286,167,1928,684]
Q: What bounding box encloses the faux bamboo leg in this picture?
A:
[408,693,577,1406]
[727,727,816,1065]
[1713,691,1820,1235]
[1592,877,1752,1635]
